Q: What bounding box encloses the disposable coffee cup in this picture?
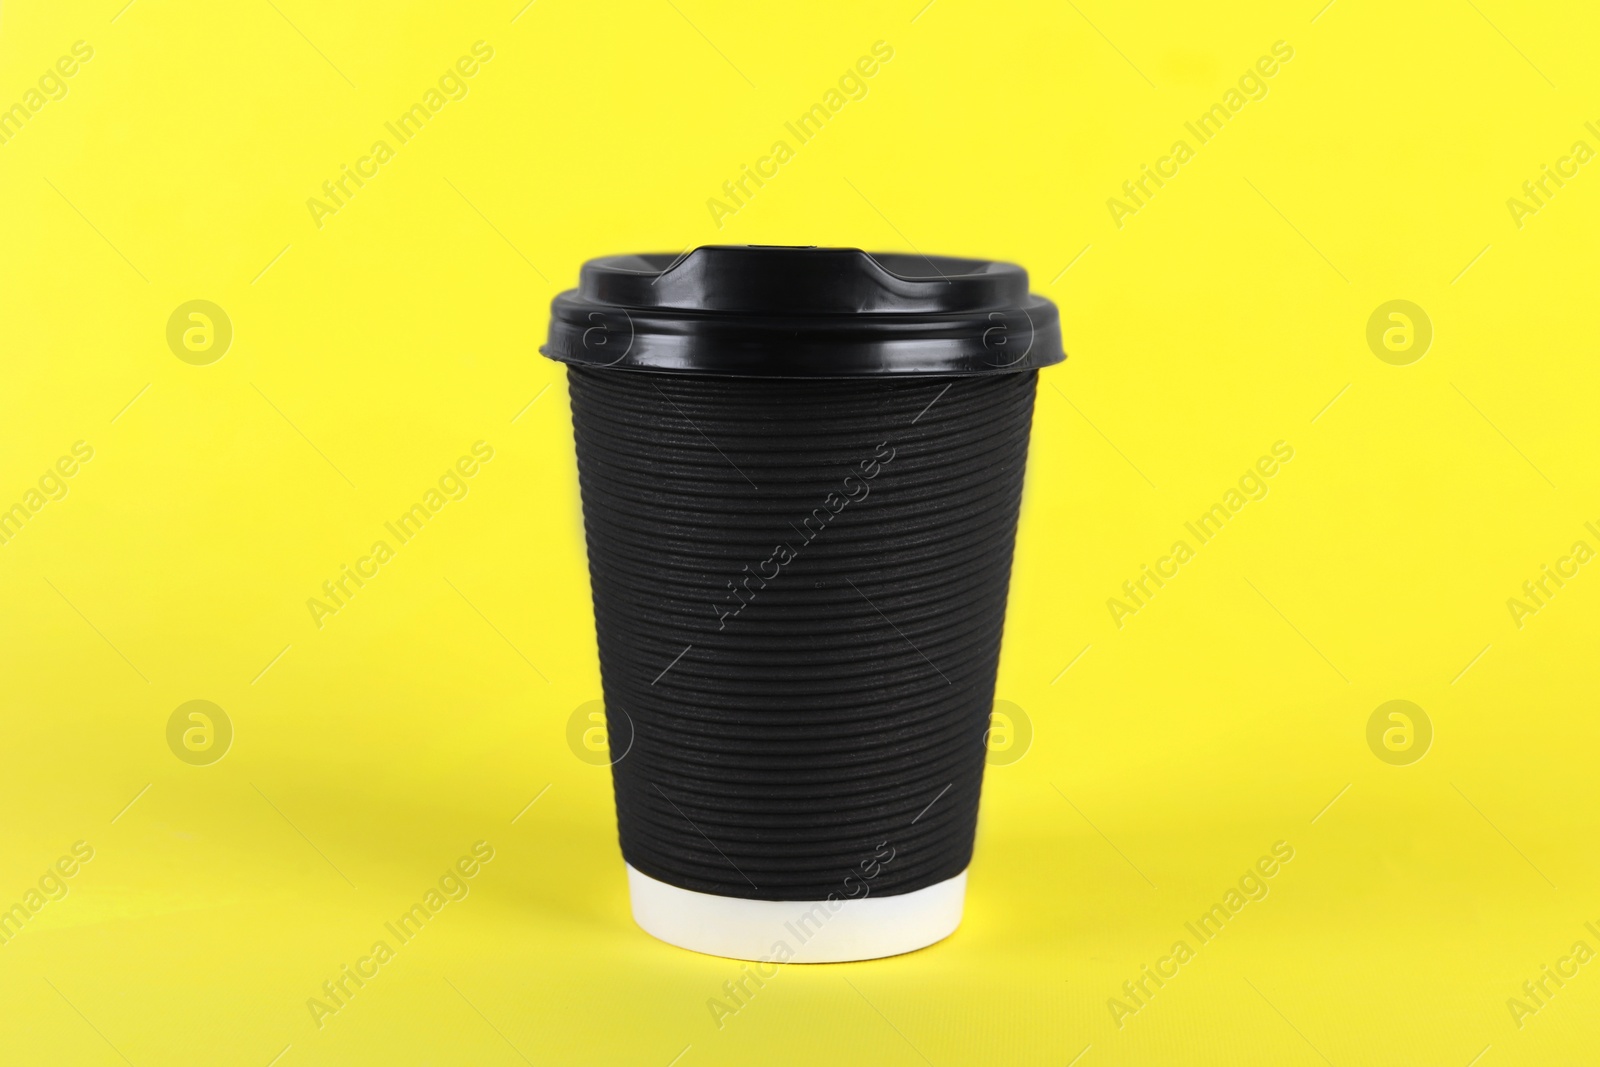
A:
[542,246,1063,962]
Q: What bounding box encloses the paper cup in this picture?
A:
[542,246,1063,961]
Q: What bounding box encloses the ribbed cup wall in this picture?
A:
[567,366,1037,900]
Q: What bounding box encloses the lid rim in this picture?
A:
[542,246,1066,378]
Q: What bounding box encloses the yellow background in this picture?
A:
[3,0,1598,1063]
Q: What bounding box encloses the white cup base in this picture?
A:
[625,863,967,963]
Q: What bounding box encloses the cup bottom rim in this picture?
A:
[625,863,967,963]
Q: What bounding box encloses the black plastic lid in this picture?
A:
[540,245,1064,377]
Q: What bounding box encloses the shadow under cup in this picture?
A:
[542,246,1063,962]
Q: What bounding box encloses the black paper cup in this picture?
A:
[542,246,1063,962]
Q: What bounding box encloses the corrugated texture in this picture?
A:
[568,366,1037,899]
